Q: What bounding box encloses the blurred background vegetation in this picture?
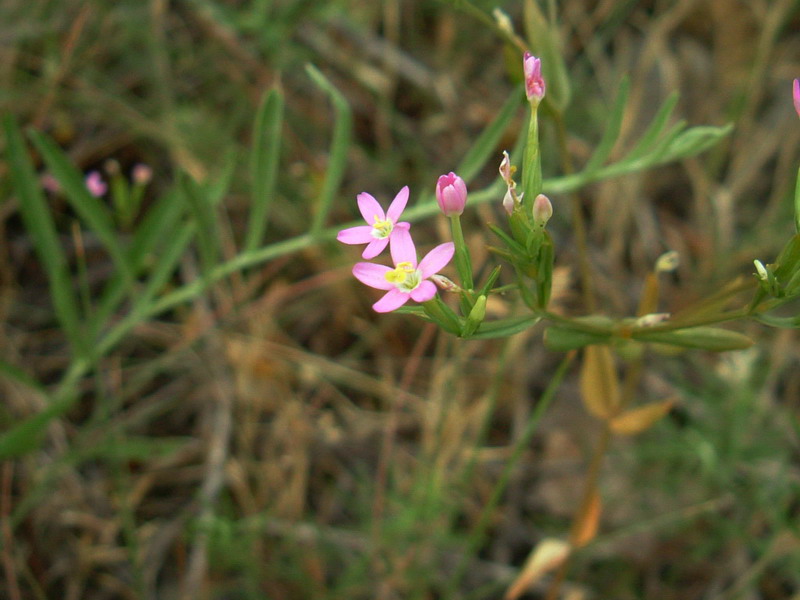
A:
[1,0,799,599]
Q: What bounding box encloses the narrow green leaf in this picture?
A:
[470,314,541,339]
[91,189,187,339]
[29,130,135,288]
[306,64,352,237]
[0,360,45,394]
[584,76,630,173]
[3,117,86,356]
[624,91,679,161]
[543,326,611,351]
[633,326,753,351]
[661,124,733,162]
[457,91,522,182]
[246,86,284,252]
[179,175,220,275]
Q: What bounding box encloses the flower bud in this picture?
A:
[499,150,514,185]
[132,163,153,185]
[430,274,461,293]
[794,79,800,119]
[436,172,467,216]
[523,52,545,105]
[533,193,552,226]
[85,171,107,197]
[655,251,680,273]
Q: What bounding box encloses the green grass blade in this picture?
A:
[179,175,220,275]
[3,116,87,357]
[246,86,284,252]
[584,76,630,173]
[90,188,186,339]
[306,64,352,237]
[29,130,135,289]
[456,90,523,182]
[625,91,679,161]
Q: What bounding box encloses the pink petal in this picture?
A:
[386,186,409,221]
[353,263,394,290]
[373,289,410,313]
[337,225,375,245]
[362,237,389,259]
[417,242,455,278]
[389,226,417,267]
[357,192,385,223]
[409,280,436,302]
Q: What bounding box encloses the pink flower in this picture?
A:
[793,79,800,119]
[352,227,455,313]
[85,171,107,197]
[523,52,545,104]
[435,172,467,216]
[337,186,410,259]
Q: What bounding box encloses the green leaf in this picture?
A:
[457,90,522,182]
[246,86,284,252]
[624,91,679,161]
[584,76,630,173]
[633,326,753,351]
[543,326,612,351]
[306,64,352,237]
[179,175,220,275]
[3,117,86,356]
[29,130,135,289]
[469,314,541,339]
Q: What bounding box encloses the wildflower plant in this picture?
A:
[337,43,800,598]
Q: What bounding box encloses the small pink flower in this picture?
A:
[337,186,410,259]
[132,163,153,185]
[793,79,800,119]
[352,227,455,313]
[435,172,467,216]
[85,171,107,197]
[523,52,545,104]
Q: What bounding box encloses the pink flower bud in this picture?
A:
[523,53,545,105]
[502,187,515,215]
[533,193,552,226]
[793,79,800,119]
[435,172,467,216]
[85,171,107,197]
[132,163,153,185]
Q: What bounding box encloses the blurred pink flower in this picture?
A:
[132,163,153,185]
[523,52,545,104]
[793,79,800,119]
[337,186,410,259]
[352,227,454,313]
[435,172,467,216]
[85,171,107,197]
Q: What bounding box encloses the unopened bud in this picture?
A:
[533,193,552,226]
[523,53,545,105]
[502,187,515,215]
[462,295,487,337]
[430,274,461,293]
[635,313,671,328]
[754,259,769,281]
[794,79,800,120]
[655,251,680,273]
[132,163,153,185]
[435,172,467,216]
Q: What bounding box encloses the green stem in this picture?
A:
[449,215,474,291]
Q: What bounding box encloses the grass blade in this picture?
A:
[246,86,284,252]
[457,90,523,182]
[29,130,135,289]
[306,64,352,237]
[3,116,87,356]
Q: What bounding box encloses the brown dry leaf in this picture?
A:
[610,398,675,435]
[573,490,601,548]
[504,538,572,600]
[579,345,620,419]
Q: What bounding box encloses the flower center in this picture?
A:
[384,261,421,292]
[371,215,393,239]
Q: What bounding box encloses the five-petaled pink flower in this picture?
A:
[523,52,545,104]
[352,227,454,313]
[85,171,107,197]
[435,172,467,216]
[793,79,800,119]
[337,186,410,259]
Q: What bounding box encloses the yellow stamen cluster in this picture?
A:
[384,262,420,291]
[372,215,393,238]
